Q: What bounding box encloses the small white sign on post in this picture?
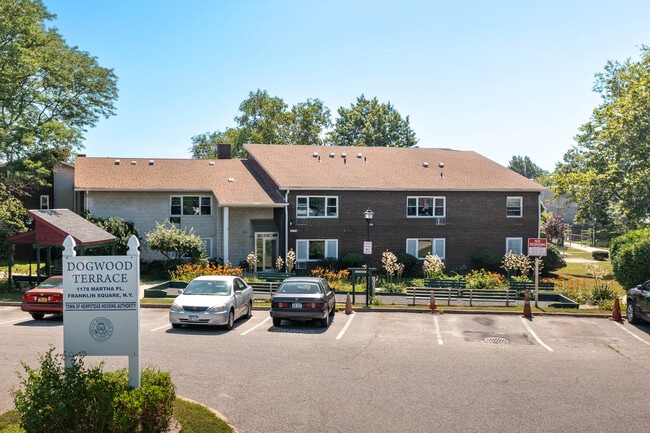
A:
[527,238,547,256]
[363,241,373,255]
[62,235,141,387]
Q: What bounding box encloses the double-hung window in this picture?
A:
[506,196,523,217]
[296,196,338,218]
[406,238,446,260]
[170,196,212,216]
[296,239,339,261]
[407,196,445,217]
[505,237,523,254]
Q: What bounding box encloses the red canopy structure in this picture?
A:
[7,209,117,286]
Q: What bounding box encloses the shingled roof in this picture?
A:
[74,156,285,206]
[8,209,116,247]
[245,144,544,192]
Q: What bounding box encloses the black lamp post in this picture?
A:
[364,208,374,308]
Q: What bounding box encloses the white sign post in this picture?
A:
[62,235,141,387]
[528,238,547,308]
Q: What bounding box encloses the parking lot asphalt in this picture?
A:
[2,305,648,433]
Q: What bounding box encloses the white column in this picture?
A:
[223,207,229,263]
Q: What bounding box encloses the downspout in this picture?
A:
[223,206,229,264]
[284,190,290,260]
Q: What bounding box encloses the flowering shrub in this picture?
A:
[501,251,532,278]
[382,250,404,281]
[246,251,257,274]
[286,249,296,274]
[310,267,351,291]
[553,277,591,304]
[466,269,505,290]
[169,262,243,282]
[422,253,445,279]
[276,256,284,272]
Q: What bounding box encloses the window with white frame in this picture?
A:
[506,196,523,217]
[40,195,49,210]
[170,196,211,216]
[505,237,523,254]
[296,196,338,218]
[407,196,445,217]
[406,238,446,260]
[296,239,338,261]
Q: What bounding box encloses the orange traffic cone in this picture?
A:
[609,297,623,322]
[345,293,354,315]
[522,289,532,319]
[429,291,437,310]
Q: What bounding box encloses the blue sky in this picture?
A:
[45,0,650,171]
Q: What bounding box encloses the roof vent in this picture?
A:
[329,152,335,158]
[209,161,215,166]
[357,153,363,158]
[423,162,429,168]
[228,177,234,183]
[131,160,137,165]
[114,159,120,165]
[341,153,347,158]
[438,162,445,168]
[313,152,319,157]
[148,160,154,165]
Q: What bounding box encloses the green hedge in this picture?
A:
[12,348,175,433]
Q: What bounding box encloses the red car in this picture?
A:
[21,276,64,320]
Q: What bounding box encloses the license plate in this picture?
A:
[188,315,199,322]
[292,302,302,309]
[38,297,48,303]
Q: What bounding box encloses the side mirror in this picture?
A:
[178,289,184,295]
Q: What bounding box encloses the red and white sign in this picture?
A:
[528,238,547,256]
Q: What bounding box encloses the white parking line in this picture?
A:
[241,316,271,335]
[336,313,355,340]
[615,322,650,347]
[0,318,25,325]
[151,323,171,332]
[520,317,554,352]
[433,315,443,345]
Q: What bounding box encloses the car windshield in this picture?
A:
[277,282,320,294]
[37,278,63,289]
[183,280,231,296]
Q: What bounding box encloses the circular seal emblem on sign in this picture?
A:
[89,317,113,341]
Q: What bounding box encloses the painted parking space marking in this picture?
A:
[614,322,650,347]
[151,323,171,332]
[0,317,25,326]
[241,316,271,336]
[520,317,553,352]
[433,315,443,345]
[336,313,355,340]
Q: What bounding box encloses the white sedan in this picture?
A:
[169,275,254,330]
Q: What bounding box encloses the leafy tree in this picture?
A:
[83,213,139,255]
[288,98,332,145]
[145,221,205,265]
[190,90,331,158]
[551,46,650,233]
[507,155,548,180]
[0,0,117,232]
[0,182,29,256]
[327,95,418,147]
[543,213,566,245]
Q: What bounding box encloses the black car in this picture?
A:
[626,280,650,324]
[270,277,336,327]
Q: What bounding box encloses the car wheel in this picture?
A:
[246,301,253,319]
[627,300,640,324]
[224,309,235,330]
[30,313,44,320]
[320,313,329,328]
[171,323,182,329]
[273,317,282,327]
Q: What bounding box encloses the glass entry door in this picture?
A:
[255,233,278,272]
